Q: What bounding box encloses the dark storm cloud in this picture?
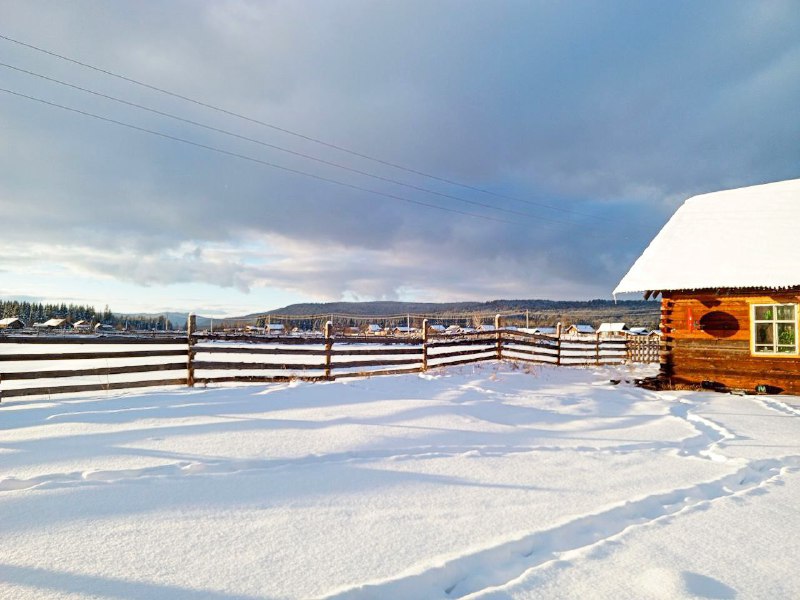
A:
[1,0,798,301]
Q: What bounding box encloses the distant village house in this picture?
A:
[0,317,25,329]
[597,323,628,336]
[33,318,68,329]
[564,324,595,336]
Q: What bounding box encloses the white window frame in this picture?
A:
[751,303,799,356]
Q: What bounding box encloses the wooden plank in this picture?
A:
[0,378,187,398]
[427,348,497,361]
[333,366,423,379]
[333,347,422,356]
[195,375,326,384]
[427,338,496,349]
[1,362,188,380]
[193,358,418,371]
[196,346,422,356]
[427,356,490,369]
[429,331,497,340]
[422,319,429,372]
[500,346,542,358]
[501,330,557,341]
[672,355,800,372]
[502,340,558,350]
[194,334,323,345]
[324,322,333,380]
[428,345,494,357]
[193,361,324,371]
[0,349,188,361]
[187,314,196,388]
[196,346,328,356]
[500,355,545,364]
[194,334,422,345]
[332,358,422,369]
[508,340,559,351]
[560,340,607,348]
[0,335,186,345]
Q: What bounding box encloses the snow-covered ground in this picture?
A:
[2,362,799,599]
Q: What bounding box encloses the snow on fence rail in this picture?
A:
[0,321,658,400]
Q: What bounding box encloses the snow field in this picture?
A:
[1,362,799,599]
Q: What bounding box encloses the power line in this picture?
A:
[0,61,581,225]
[0,31,602,222]
[0,86,516,224]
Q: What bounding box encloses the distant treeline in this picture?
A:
[0,300,173,330]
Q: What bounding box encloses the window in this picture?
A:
[752,304,798,354]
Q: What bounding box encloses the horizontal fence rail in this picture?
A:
[0,335,188,399]
[0,320,659,400]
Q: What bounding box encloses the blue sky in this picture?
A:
[1,1,798,316]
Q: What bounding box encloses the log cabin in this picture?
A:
[614,178,800,394]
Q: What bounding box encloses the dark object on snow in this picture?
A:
[701,380,728,392]
[635,376,666,391]
[755,384,783,395]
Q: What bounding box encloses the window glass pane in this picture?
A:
[777,346,795,354]
[754,345,772,353]
[754,306,773,321]
[777,323,796,346]
[756,323,774,345]
[777,305,795,321]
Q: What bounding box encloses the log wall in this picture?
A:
[661,289,800,394]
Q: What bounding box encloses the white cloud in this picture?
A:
[0,0,797,310]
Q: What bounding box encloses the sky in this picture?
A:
[1,1,798,316]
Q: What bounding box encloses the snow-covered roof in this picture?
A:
[0,317,23,326]
[37,318,67,327]
[566,324,595,334]
[614,179,800,295]
[628,327,651,335]
[597,322,627,333]
[524,327,557,335]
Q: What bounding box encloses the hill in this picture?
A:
[258,299,660,329]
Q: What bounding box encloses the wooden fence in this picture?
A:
[0,319,658,401]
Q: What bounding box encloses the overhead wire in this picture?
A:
[0,32,604,222]
[0,86,518,224]
[0,61,584,225]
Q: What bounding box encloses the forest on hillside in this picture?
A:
[0,300,173,330]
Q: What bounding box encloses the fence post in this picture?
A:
[422,319,429,372]
[324,320,333,380]
[555,321,562,366]
[186,313,196,388]
[595,331,601,365]
[494,313,502,361]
